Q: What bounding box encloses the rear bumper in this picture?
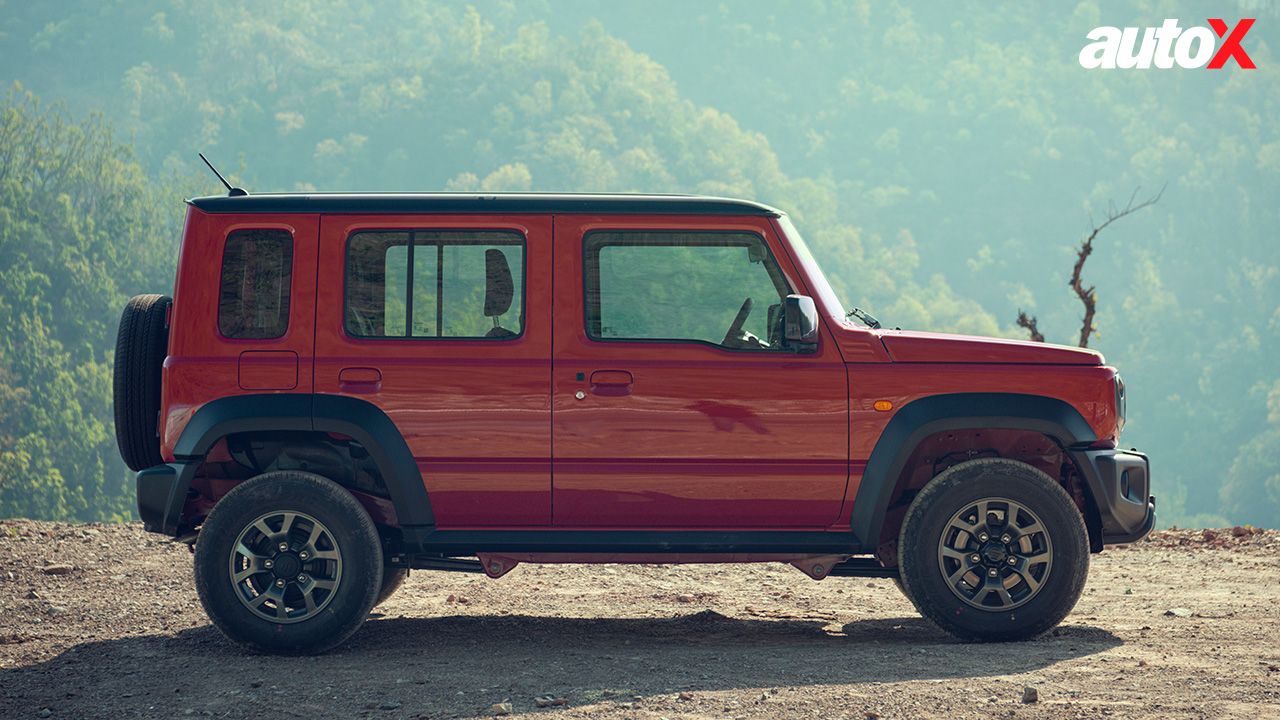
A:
[1070,447,1155,545]
[137,462,196,536]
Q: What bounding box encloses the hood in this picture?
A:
[878,330,1104,365]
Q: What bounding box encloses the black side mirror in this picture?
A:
[783,294,819,352]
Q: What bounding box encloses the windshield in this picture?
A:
[776,215,848,321]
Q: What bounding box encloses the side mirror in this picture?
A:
[783,294,819,352]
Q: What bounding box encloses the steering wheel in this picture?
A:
[721,297,754,347]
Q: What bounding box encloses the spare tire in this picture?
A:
[113,294,172,471]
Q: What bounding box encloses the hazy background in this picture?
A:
[0,0,1277,527]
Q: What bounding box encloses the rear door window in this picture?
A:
[345,231,525,339]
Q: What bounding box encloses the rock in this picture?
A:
[1022,686,1039,704]
[534,696,567,708]
[40,563,75,575]
[1164,608,1193,618]
[446,594,456,603]
[38,710,52,718]
[378,701,400,710]
[678,692,695,702]
[490,702,513,715]
[24,590,41,600]
[1230,525,1250,538]
[46,605,67,616]
[1201,529,1218,542]
[676,594,695,603]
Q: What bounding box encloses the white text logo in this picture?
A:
[1079,18,1256,69]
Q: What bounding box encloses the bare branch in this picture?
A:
[1070,184,1164,347]
[1016,310,1045,343]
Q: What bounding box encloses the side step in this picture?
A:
[398,555,485,573]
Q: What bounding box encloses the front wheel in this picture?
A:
[194,471,384,654]
[375,568,409,607]
[898,458,1089,642]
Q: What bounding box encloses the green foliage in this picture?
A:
[0,86,186,520]
[0,1,1276,525]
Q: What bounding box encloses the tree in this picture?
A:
[1016,187,1163,348]
[0,85,190,520]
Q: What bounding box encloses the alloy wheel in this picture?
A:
[228,511,343,623]
[936,497,1053,611]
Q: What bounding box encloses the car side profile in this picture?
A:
[114,191,1154,653]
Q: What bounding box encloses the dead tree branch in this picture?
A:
[1015,185,1164,347]
[1071,186,1163,347]
[1015,310,1044,343]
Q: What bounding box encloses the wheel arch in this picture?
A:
[170,393,434,529]
[851,393,1098,552]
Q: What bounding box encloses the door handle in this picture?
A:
[339,366,382,394]
[589,370,633,397]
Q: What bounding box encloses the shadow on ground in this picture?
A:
[1,612,1121,717]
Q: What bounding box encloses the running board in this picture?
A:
[399,556,485,573]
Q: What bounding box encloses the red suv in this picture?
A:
[114,192,1153,653]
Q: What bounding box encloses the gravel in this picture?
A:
[1,520,1278,719]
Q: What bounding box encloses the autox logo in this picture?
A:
[1079,18,1256,69]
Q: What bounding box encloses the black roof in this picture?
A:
[187,192,782,216]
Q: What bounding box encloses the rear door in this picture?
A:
[550,214,849,528]
[313,214,553,527]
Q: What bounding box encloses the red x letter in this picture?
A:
[1208,18,1256,69]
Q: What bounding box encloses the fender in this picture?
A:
[850,393,1097,547]
[170,392,434,528]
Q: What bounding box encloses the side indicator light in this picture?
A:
[873,400,894,412]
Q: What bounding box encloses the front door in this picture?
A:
[314,214,553,527]
[551,215,849,528]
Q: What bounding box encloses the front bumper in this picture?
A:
[137,462,197,536]
[1070,447,1155,545]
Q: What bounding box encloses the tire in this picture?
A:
[375,568,409,608]
[898,458,1089,642]
[113,293,172,471]
[893,576,913,603]
[194,471,383,654]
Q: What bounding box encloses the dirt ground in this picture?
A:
[1,521,1277,719]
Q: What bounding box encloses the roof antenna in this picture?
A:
[198,152,248,197]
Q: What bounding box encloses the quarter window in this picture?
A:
[345,231,525,339]
[218,229,293,339]
[584,232,790,350]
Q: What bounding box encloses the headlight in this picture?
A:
[1115,374,1126,432]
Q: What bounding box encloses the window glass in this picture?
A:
[345,231,524,339]
[218,229,293,339]
[585,232,789,350]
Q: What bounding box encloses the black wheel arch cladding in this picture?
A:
[851,392,1098,547]
[172,393,434,528]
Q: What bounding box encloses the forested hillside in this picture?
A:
[0,1,1276,526]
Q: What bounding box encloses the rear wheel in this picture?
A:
[898,458,1088,642]
[194,471,383,654]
